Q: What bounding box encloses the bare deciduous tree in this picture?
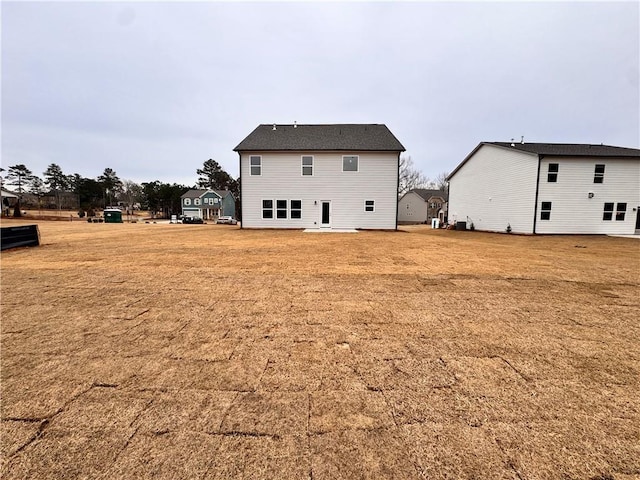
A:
[398,156,429,196]
[435,171,449,192]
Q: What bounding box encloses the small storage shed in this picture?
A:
[104,208,123,223]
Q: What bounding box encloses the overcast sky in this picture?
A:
[2,1,638,186]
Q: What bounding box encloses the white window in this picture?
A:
[262,200,273,219]
[291,200,302,219]
[195,198,201,205]
[302,156,313,176]
[343,155,359,172]
[365,200,375,212]
[184,198,191,205]
[251,156,262,176]
[594,164,605,183]
[276,200,287,219]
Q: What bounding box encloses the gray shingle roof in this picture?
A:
[181,189,208,198]
[488,142,640,157]
[234,124,405,152]
[409,189,446,201]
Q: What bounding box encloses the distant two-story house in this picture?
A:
[233,124,405,230]
[447,142,640,234]
[398,189,447,224]
[181,189,235,220]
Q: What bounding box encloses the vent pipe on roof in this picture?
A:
[521,136,524,144]
[510,138,515,147]
[272,123,276,131]
[294,121,297,128]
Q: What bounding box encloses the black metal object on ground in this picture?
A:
[1,225,41,251]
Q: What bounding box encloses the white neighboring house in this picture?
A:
[398,189,447,224]
[447,142,640,234]
[234,124,405,230]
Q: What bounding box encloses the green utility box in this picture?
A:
[104,208,123,223]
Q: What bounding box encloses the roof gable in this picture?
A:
[181,189,222,199]
[234,124,405,152]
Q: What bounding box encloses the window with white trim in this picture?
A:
[251,156,262,176]
[262,200,273,219]
[302,156,313,176]
[343,155,358,172]
[276,200,287,219]
[184,198,191,205]
[616,203,627,221]
[547,163,559,182]
[594,164,605,183]
[195,198,201,205]
[540,201,552,220]
[365,200,375,212]
[291,200,302,219]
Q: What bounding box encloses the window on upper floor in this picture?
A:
[195,198,201,205]
[547,163,559,182]
[343,155,359,172]
[365,200,375,212]
[540,201,552,220]
[302,156,313,176]
[594,164,605,183]
[616,203,627,221]
[251,156,262,176]
[184,198,191,205]
[262,199,273,219]
[291,200,302,219]
[276,200,287,219]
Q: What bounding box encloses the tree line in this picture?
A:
[0,159,239,218]
[1,156,441,218]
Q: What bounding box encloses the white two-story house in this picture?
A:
[447,142,640,234]
[234,124,405,230]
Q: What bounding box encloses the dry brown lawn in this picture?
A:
[1,220,639,479]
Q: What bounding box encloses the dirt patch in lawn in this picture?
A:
[1,221,639,479]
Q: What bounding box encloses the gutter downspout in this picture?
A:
[238,151,243,229]
[532,154,542,234]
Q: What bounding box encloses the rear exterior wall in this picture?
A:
[240,151,398,229]
[536,157,640,234]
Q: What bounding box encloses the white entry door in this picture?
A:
[321,201,331,228]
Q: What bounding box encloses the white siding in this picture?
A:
[448,144,538,234]
[398,191,428,223]
[240,152,398,229]
[536,158,640,234]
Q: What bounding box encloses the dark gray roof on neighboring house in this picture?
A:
[234,124,405,152]
[181,189,208,198]
[448,141,640,180]
[214,190,233,199]
[408,189,446,201]
[181,189,233,199]
[488,142,640,157]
